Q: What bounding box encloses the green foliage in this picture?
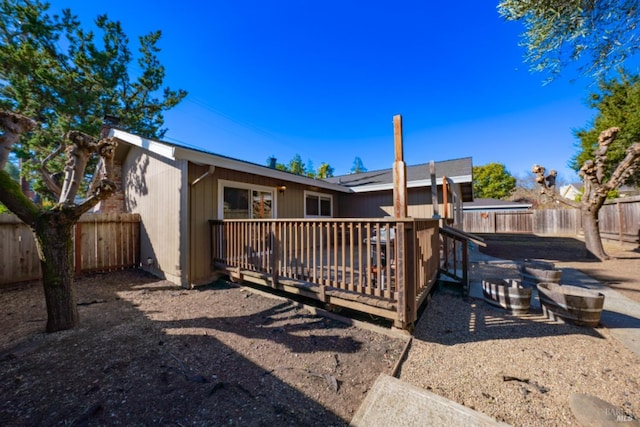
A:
[266,155,334,178]
[0,0,186,198]
[317,162,334,178]
[288,154,306,175]
[572,71,640,186]
[350,156,367,174]
[473,163,517,199]
[498,0,640,81]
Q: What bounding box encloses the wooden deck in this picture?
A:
[210,218,464,329]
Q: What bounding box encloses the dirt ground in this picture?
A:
[0,272,407,426]
[1,234,639,426]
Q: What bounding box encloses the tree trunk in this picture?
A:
[581,204,608,261]
[34,211,79,332]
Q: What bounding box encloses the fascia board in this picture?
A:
[108,129,176,160]
[173,147,351,193]
[348,174,473,193]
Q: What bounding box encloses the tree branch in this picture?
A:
[531,164,580,208]
[58,131,98,204]
[593,127,620,185]
[38,144,64,197]
[74,180,117,217]
[0,111,37,170]
[0,170,39,226]
[76,137,118,216]
[604,142,640,191]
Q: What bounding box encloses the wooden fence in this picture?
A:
[463,196,640,245]
[0,213,141,285]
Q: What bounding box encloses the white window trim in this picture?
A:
[304,190,333,218]
[218,179,278,219]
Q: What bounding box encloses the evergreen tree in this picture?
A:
[350,156,367,174]
[0,0,186,332]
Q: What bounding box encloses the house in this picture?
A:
[560,182,639,201]
[560,183,583,201]
[463,198,532,212]
[100,128,474,295]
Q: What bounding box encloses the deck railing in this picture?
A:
[439,226,470,295]
[210,218,440,329]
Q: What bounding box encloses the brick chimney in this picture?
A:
[93,159,125,213]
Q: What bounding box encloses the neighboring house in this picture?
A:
[560,183,583,201]
[463,198,532,212]
[560,182,639,200]
[99,128,473,288]
[619,184,640,198]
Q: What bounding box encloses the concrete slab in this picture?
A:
[350,374,510,427]
[569,393,640,426]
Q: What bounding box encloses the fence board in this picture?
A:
[463,196,639,245]
[0,213,141,285]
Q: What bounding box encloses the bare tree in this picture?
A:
[533,127,640,260]
[0,111,118,331]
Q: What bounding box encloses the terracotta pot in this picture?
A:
[537,282,605,327]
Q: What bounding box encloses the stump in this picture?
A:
[518,260,562,287]
[482,278,532,314]
[537,282,605,327]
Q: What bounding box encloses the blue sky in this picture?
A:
[49,1,599,182]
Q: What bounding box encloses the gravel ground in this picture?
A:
[398,251,640,426]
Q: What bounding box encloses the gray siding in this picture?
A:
[187,165,342,285]
[123,147,187,286]
[337,185,459,219]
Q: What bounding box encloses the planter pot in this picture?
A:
[482,278,532,314]
[518,261,562,287]
[537,282,605,327]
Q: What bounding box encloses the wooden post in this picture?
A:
[617,201,624,245]
[271,221,280,287]
[393,115,407,219]
[430,160,439,218]
[395,221,416,330]
[442,177,449,220]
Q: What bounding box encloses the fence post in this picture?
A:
[492,212,497,234]
[617,201,624,245]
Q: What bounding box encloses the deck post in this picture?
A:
[393,115,407,219]
[270,221,280,286]
[430,160,439,218]
[395,221,416,329]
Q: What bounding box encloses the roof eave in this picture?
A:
[347,174,473,193]
[109,128,351,193]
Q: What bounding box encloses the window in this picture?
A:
[219,180,275,219]
[305,191,333,218]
